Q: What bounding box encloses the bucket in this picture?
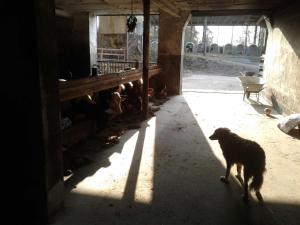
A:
[92,65,98,76]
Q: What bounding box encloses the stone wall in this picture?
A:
[263,3,300,114]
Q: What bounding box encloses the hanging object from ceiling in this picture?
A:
[127,15,137,32]
[127,0,137,32]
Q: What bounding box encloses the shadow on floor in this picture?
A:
[246,98,281,119]
[278,127,300,140]
[51,96,299,225]
[63,119,144,193]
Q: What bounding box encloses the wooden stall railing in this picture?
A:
[97,60,157,75]
[59,65,161,102]
[97,48,126,61]
[97,60,138,74]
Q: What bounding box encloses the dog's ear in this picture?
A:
[221,127,230,133]
[219,128,231,136]
[214,127,230,139]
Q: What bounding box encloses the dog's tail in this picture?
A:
[250,150,266,192]
[250,171,264,191]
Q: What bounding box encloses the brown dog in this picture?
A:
[209,128,266,202]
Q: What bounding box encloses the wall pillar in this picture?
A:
[2,0,62,224]
[37,0,64,217]
[89,13,98,71]
[263,3,300,114]
[71,12,91,78]
[158,11,191,95]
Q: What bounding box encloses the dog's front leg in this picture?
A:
[220,161,232,183]
[235,163,244,185]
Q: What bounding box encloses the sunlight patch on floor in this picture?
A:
[183,93,228,167]
[71,118,156,204]
[182,92,270,170]
[133,117,156,204]
[72,131,140,200]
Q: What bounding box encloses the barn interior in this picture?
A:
[3,1,300,225]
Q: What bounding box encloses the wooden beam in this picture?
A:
[256,15,265,25]
[55,8,72,18]
[152,0,180,18]
[59,66,161,102]
[142,0,150,119]
[191,9,270,17]
[188,0,284,11]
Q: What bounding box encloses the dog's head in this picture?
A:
[209,127,231,140]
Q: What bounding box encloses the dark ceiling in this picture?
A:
[56,0,291,16]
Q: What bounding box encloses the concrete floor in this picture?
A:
[183,74,243,92]
[50,75,300,225]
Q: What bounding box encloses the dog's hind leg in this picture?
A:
[220,161,232,183]
[242,169,250,203]
[236,163,242,177]
[255,191,264,203]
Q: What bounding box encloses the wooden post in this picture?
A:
[231,26,234,45]
[244,25,248,54]
[142,0,150,119]
[254,25,257,45]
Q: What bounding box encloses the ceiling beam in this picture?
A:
[55,8,72,18]
[192,9,270,17]
[152,0,180,17]
[187,0,284,10]
[255,15,265,25]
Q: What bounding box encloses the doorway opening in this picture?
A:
[182,15,267,96]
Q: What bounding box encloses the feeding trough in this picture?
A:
[238,74,265,101]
